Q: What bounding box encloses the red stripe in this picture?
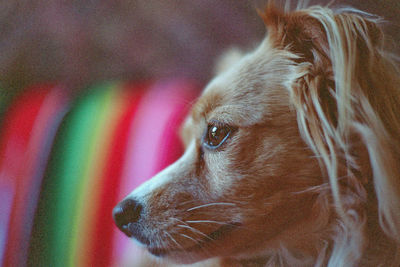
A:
[87,82,149,267]
[1,84,54,267]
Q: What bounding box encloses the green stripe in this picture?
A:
[69,82,121,266]
[28,82,118,267]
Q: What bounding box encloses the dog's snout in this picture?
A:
[113,198,143,236]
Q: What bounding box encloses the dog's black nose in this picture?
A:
[113,198,143,236]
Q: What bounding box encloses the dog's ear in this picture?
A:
[260,3,338,133]
[259,2,330,66]
[257,1,392,162]
[261,2,400,244]
[259,2,384,75]
[259,2,338,156]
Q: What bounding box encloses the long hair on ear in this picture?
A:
[262,1,400,265]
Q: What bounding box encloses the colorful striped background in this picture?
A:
[0,79,199,267]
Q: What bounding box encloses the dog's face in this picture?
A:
[113,38,323,263]
[113,3,400,266]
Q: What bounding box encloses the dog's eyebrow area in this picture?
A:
[191,81,290,129]
[190,90,256,128]
[190,46,295,129]
[190,77,263,127]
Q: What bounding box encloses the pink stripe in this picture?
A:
[112,79,197,265]
[155,81,198,173]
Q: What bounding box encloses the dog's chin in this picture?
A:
[143,223,241,264]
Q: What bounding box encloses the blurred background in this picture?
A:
[0,0,398,266]
[0,0,399,92]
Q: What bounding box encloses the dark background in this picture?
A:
[0,0,398,92]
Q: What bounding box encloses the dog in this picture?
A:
[113,2,400,266]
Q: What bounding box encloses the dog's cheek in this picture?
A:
[202,151,238,198]
[225,124,320,211]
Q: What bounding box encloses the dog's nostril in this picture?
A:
[112,199,143,235]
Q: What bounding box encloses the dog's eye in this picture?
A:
[204,123,232,149]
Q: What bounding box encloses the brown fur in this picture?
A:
[115,2,400,266]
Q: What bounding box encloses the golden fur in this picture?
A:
[114,2,400,266]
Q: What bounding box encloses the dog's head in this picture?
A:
[114,2,400,265]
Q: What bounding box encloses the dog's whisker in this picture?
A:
[176,224,215,241]
[176,199,197,208]
[171,217,190,226]
[186,202,236,212]
[179,233,214,259]
[179,233,201,245]
[185,220,238,227]
[164,230,185,251]
[185,219,258,233]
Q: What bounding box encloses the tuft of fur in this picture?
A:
[213,48,245,75]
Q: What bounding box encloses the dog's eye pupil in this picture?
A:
[205,124,231,148]
[210,126,219,137]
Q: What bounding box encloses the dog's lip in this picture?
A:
[148,222,241,257]
[148,247,169,257]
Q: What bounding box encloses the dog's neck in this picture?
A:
[219,194,400,267]
[219,206,330,266]
[220,230,399,267]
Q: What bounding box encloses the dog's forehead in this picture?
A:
[192,45,293,126]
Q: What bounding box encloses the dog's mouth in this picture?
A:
[148,222,241,257]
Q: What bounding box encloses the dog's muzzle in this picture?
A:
[113,199,145,240]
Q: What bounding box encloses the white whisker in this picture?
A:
[179,233,201,244]
[164,231,185,251]
[171,217,190,226]
[186,202,236,212]
[186,220,236,226]
[185,219,256,233]
[176,224,214,241]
